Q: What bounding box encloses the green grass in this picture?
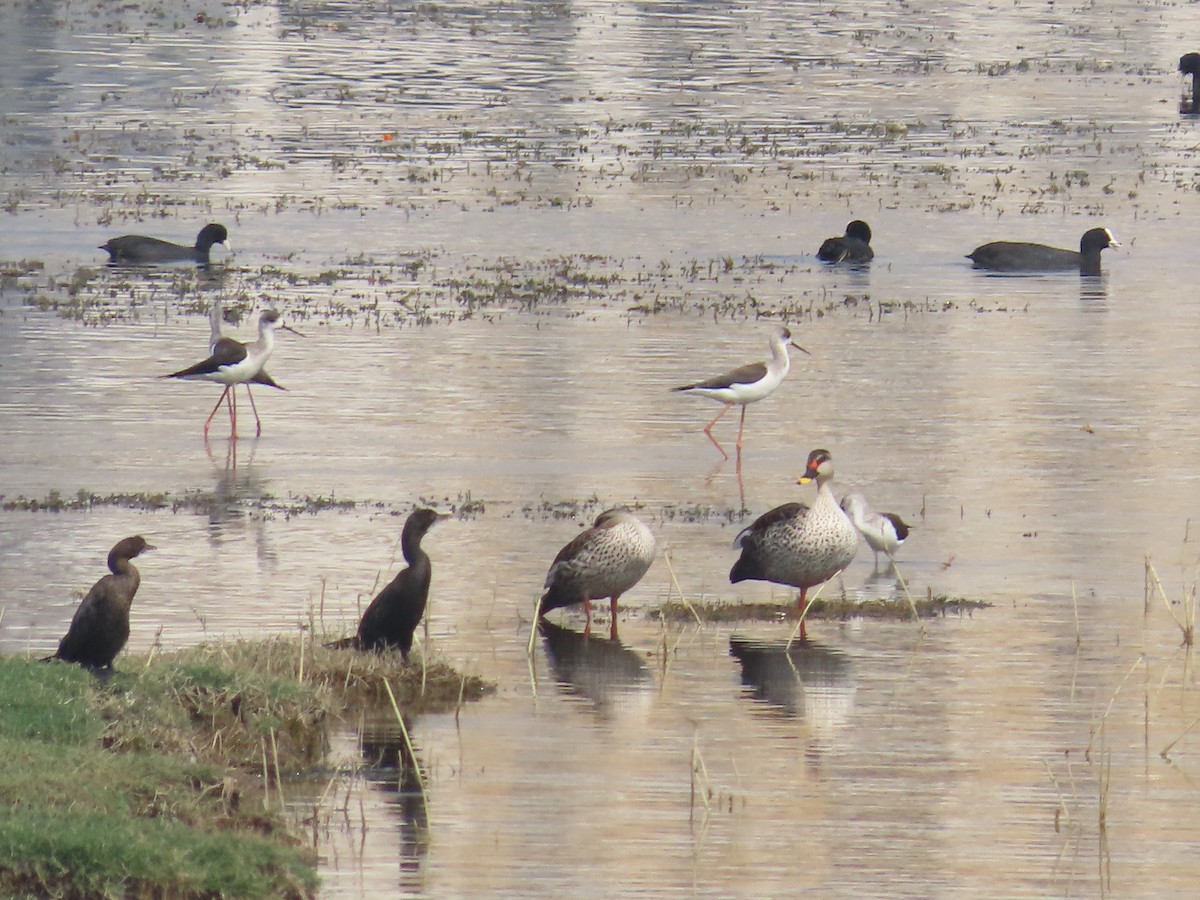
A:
[0,657,316,898]
[0,637,491,897]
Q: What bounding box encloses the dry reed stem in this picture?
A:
[886,553,923,631]
[1145,556,1195,645]
[527,594,543,657]
[1042,760,1075,833]
[1070,580,1081,646]
[270,728,285,806]
[1086,656,1145,759]
[1159,714,1200,760]
[662,548,704,629]
[383,679,429,811]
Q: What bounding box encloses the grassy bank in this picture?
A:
[0,639,491,898]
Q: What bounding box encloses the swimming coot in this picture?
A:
[1180,53,1200,114]
[100,223,229,264]
[966,227,1118,276]
[817,220,874,263]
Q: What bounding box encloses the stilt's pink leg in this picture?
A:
[702,404,732,459]
[229,383,239,441]
[734,404,748,451]
[203,387,231,438]
[244,385,263,437]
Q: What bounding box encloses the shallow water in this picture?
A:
[3,0,1200,896]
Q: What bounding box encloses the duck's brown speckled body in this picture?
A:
[539,509,656,639]
[730,449,858,639]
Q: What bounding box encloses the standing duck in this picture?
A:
[840,492,910,570]
[730,449,858,640]
[672,326,808,461]
[101,223,229,265]
[817,220,874,263]
[356,508,448,661]
[538,508,656,639]
[50,535,155,672]
[164,308,301,439]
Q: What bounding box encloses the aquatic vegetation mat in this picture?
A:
[653,594,991,623]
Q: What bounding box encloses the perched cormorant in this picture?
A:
[51,535,155,672]
[355,508,448,660]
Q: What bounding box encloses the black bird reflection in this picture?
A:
[358,716,429,889]
[538,618,651,716]
[728,636,854,720]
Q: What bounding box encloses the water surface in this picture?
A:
[3,0,1200,896]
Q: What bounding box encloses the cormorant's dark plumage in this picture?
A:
[52,535,154,672]
[356,508,446,660]
[101,223,228,265]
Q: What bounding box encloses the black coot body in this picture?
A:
[101,223,228,264]
[817,220,874,263]
[967,227,1118,276]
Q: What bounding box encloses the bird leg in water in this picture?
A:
[609,595,620,640]
[734,404,748,452]
[228,383,239,440]
[203,387,232,438]
[244,386,263,437]
[582,599,593,636]
[795,588,808,642]
[702,404,732,459]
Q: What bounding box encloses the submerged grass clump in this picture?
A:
[653,594,991,624]
[0,638,492,898]
[101,637,493,772]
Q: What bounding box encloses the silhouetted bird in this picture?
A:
[730,449,858,641]
[539,509,656,639]
[817,220,874,263]
[100,223,229,264]
[50,535,155,672]
[354,508,448,660]
[967,227,1119,276]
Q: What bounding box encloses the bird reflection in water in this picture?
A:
[728,636,855,726]
[358,716,429,891]
[204,434,276,566]
[537,618,652,719]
